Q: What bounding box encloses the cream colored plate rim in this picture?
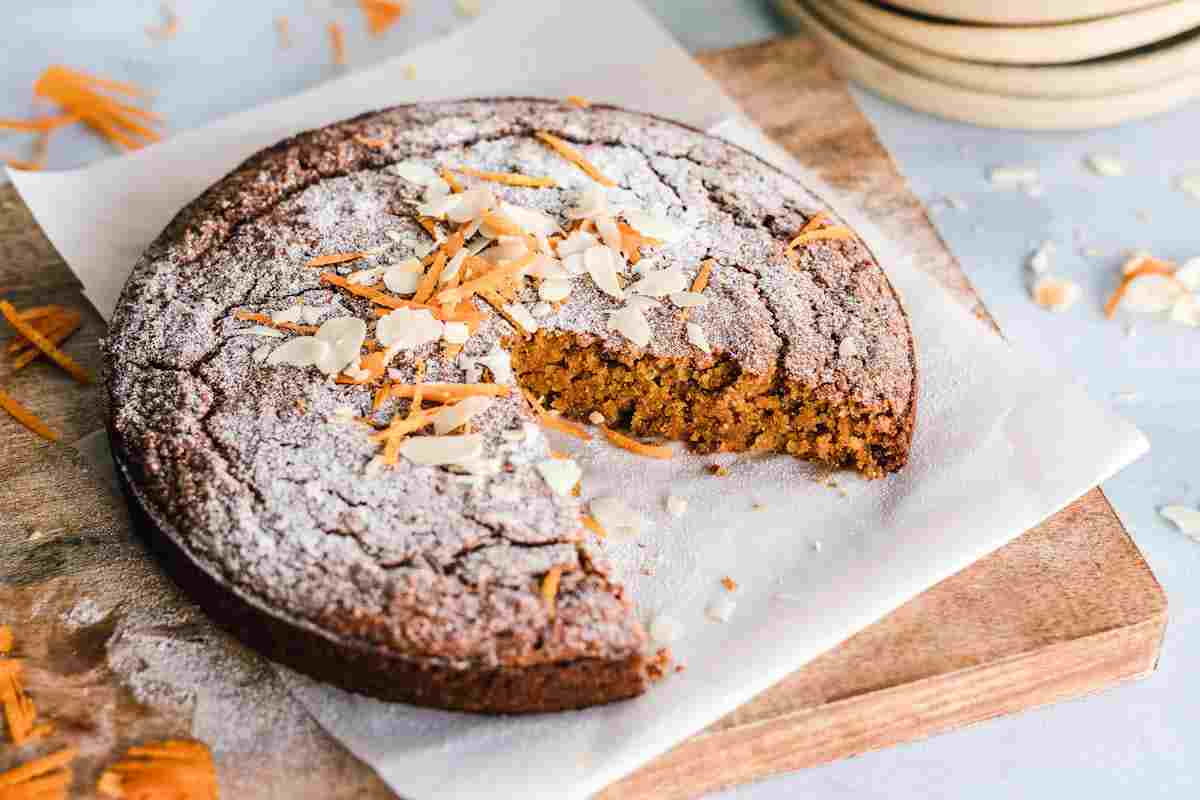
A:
[784,0,1200,130]
[884,0,1172,25]
[807,0,1200,98]
[832,0,1200,65]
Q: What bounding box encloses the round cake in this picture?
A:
[104,98,916,713]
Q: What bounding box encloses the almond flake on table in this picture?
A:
[399,434,484,466]
[1085,154,1127,177]
[988,165,1040,187]
[665,494,687,518]
[590,496,645,540]
[1122,273,1186,313]
[649,614,684,644]
[1027,240,1055,274]
[705,595,736,623]
[1031,275,1081,312]
[1160,505,1200,539]
[536,458,582,496]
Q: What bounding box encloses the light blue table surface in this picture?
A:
[6,2,1197,798]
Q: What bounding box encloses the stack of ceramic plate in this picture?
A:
[775,0,1200,129]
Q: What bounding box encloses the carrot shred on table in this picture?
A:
[580,514,606,539]
[1104,257,1180,319]
[306,251,369,268]
[600,426,672,459]
[328,21,347,66]
[440,168,464,194]
[30,66,161,154]
[0,627,10,654]
[97,740,216,800]
[275,17,292,49]
[452,166,556,189]
[360,0,409,36]
[565,95,591,109]
[0,388,59,443]
[541,565,565,620]
[0,746,77,796]
[0,658,42,744]
[0,301,92,384]
[535,131,615,187]
[13,314,82,371]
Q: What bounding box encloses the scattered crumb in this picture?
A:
[587,410,605,425]
[454,0,482,17]
[705,595,736,622]
[1080,246,1105,259]
[1031,275,1081,312]
[1085,154,1126,177]
[720,576,737,592]
[707,464,728,477]
[402,64,417,80]
[811,540,823,553]
[1135,209,1151,223]
[988,165,1040,187]
[646,647,673,681]
[665,494,687,518]
[1124,322,1137,339]
[1112,391,1142,405]
[1027,241,1054,274]
[750,501,766,511]
[1022,183,1044,198]
[674,664,686,674]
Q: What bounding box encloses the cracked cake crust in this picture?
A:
[104,98,916,712]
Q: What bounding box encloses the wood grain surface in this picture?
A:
[0,35,1166,800]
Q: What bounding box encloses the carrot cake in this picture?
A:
[104,98,916,713]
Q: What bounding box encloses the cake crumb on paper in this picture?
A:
[1085,154,1126,177]
[705,595,736,623]
[988,165,1040,187]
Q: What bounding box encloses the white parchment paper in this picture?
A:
[8,2,1148,799]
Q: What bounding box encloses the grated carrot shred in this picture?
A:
[785,225,854,252]
[680,258,715,321]
[616,220,662,265]
[411,250,448,305]
[328,21,347,66]
[145,3,181,41]
[275,17,292,49]
[0,746,77,796]
[417,217,442,241]
[541,565,565,620]
[355,134,387,149]
[319,271,436,312]
[387,383,510,400]
[799,212,830,233]
[13,314,82,371]
[306,251,369,268]
[0,301,92,384]
[1104,257,1180,319]
[476,287,533,338]
[0,389,60,443]
[97,740,216,800]
[479,211,524,238]
[335,350,389,385]
[535,131,615,187]
[231,310,319,336]
[565,95,591,109]
[0,627,10,654]
[721,576,738,592]
[600,426,672,459]
[31,66,161,154]
[452,166,556,189]
[580,514,606,539]
[360,0,409,36]
[0,658,41,744]
[434,252,536,306]
[523,391,592,441]
[440,168,464,194]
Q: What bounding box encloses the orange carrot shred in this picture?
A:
[540,414,592,442]
[306,251,369,268]
[535,131,615,187]
[417,217,441,240]
[565,95,591,109]
[440,168,464,194]
[97,740,216,800]
[29,66,161,154]
[1104,257,1180,319]
[680,258,715,321]
[14,314,81,371]
[799,212,830,234]
[0,658,41,744]
[411,250,448,305]
[360,0,409,36]
[0,627,11,654]
[328,21,347,66]
[435,252,536,306]
[479,211,524,238]
[0,389,58,443]
[541,565,565,620]
[355,134,387,149]
[600,426,672,459]
[452,166,556,189]
[580,514,606,539]
[785,225,854,252]
[0,745,77,791]
[0,301,92,384]
[387,383,510,400]
[146,3,180,41]
[231,310,319,336]
[721,576,738,592]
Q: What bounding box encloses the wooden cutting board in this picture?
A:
[0,35,1166,799]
